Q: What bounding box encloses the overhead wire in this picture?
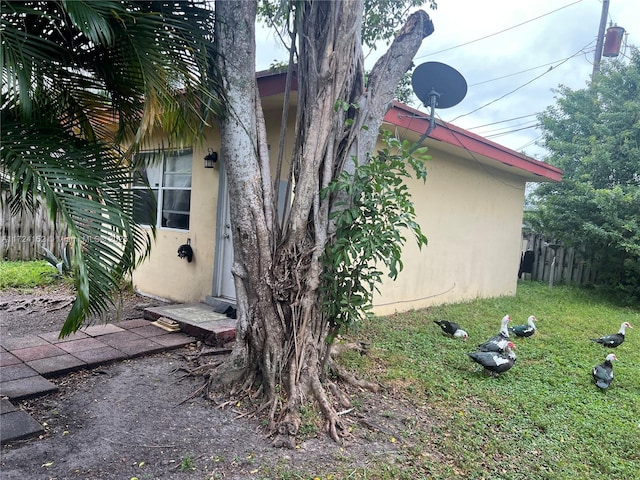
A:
[466,113,539,131]
[478,119,540,136]
[434,111,525,190]
[468,55,593,87]
[408,0,616,156]
[415,0,585,59]
[447,41,595,124]
[484,123,541,139]
[516,135,544,152]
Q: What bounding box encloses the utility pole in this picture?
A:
[592,0,610,79]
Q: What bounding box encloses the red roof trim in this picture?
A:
[257,70,298,96]
[256,71,562,182]
[387,102,562,182]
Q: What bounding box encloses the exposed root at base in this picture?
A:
[179,343,383,447]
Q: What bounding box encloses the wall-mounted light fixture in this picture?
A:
[204,148,218,168]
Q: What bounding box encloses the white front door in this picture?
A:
[213,163,236,300]
[212,172,289,301]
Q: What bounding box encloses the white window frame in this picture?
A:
[132,149,193,231]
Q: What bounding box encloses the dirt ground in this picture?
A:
[0,286,440,480]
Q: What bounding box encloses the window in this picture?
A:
[133,149,192,230]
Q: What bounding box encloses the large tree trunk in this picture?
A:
[213,0,433,445]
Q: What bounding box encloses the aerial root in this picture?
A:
[310,372,349,444]
[176,382,207,406]
[271,418,299,449]
[327,381,351,408]
[183,346,232,361]
[331,362,381,393]
[173,361,224,378]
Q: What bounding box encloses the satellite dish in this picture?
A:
[407,62,467,153]
[411,62,467,109]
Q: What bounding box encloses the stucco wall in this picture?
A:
[371,146,526,315]
[132,105,296,303]
[133,119,527,311]
[132,136,221,303]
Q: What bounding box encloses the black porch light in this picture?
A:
[204,148,218,168]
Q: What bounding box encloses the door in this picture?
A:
[212,172,290,300]
[212,162,236,300]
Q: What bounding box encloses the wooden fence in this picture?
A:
[1,190,67,261]
[519,233,597,286]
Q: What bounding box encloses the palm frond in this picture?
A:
[1,118,152,336]
[1,0,223,335]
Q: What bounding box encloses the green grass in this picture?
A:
[359,282,639,479]
[0,260,60,289]
[277,282,640,480]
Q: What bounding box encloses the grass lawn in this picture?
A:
[335,281,640,479]
[0,260,59,289]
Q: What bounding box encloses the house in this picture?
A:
[131,70,562,315]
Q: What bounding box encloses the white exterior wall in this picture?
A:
[371,146,526,315]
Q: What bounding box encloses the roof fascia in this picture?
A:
[255,71,562,183]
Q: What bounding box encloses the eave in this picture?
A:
[386,102,562,183]
[256,70,562,183]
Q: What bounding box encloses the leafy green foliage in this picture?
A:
[320,132,429,338]
[258,0,437,50]
[529,48,640,303]
[362,0,437,48]
[1,1,222,335]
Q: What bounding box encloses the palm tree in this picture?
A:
[1,0,222,336]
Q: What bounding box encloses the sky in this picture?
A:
[255,0,639,160]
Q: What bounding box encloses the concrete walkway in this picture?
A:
[1,302,236,445]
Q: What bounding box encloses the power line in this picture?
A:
[516,134,544,152]
[466,113,539,131]
[478,120,540,136]
[435,112,525,190]
[468,53,594,87]
[484,123,541,139]
[416,0,584,59]
[447,43,593,123]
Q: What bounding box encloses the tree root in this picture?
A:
[328,381,351,408]
[271,419,299,448]
[331,363,381,393]
[176,382,207,406]
[177,334,383,447]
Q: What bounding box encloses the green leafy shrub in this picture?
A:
[320,131,429,341]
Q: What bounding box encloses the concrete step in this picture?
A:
[143,303,237,347]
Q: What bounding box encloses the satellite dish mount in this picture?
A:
[409,62,467,153]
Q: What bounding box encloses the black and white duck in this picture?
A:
[592,353,617,389]
[477,314,512,352]
[509,315,537,338]
[433,320,468,340]
[468,341,516,375]
[590,322,633,348]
